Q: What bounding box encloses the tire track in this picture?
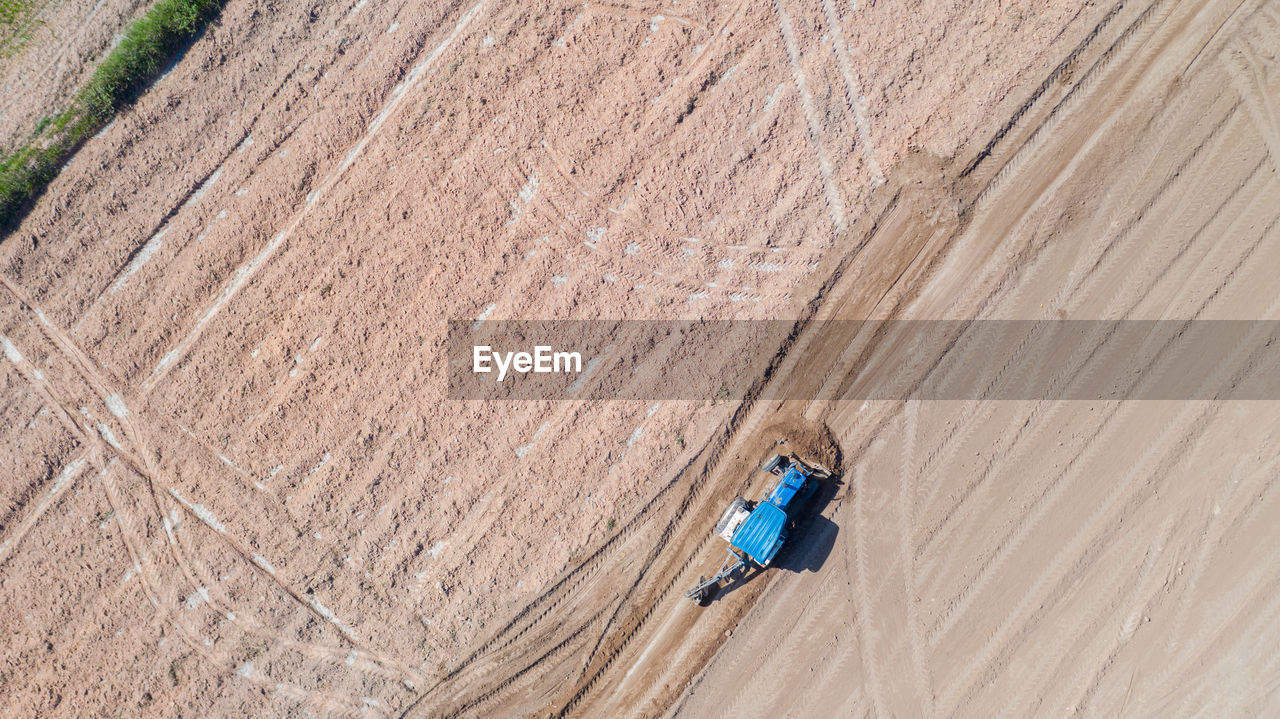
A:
[958,0,1126,180]
[798,121,1259,711]
[1142,463,1280,706]
[1064,517,1185,716]
[628,0,746,134]
[914,97,1250,562]
[408,439,723,712]
[971,0,1181,225]
[1003,511,1181,716]
[1162,451,1280,661]
[771,0,846,235]
[897,399,932,713]
[0,451,89,566]
[647,0,1278,713]
[850,457,891,719]
[409,223,859,713]
[14,0,138,93]
[819,0,885,185]
[931,212,1280,713]
[143,0,487,393]
[74,130,247,330]
[932,398,1218,716]
[1224,35,1280,174]
[412,316,840,715]
[708,572,846,719]
[965,0,1167,203]
[1146,546,1280,716]
[0,328,95,453]
[6,267,423,699]
[515,152,814,304]
[928,201,1280,645]
[888,34,1239,551]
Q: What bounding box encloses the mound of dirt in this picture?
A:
[761,416,843,477]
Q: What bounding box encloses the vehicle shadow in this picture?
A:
[774,473,841,575]
[705,474,842,603]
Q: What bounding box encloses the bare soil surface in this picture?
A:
[2,0,1277,717]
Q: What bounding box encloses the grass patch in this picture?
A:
[0,0,225,232]
[1,0,44,58]
[0,0,37,34]
[0,0,35,25]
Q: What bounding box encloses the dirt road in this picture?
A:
[1,0,1277,716]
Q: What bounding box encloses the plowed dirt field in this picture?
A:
[2,0,1278,716]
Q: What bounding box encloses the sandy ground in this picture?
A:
[1,0,1277,716]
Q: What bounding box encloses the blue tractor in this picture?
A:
[686,451,825,604]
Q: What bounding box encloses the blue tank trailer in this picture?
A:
[685,451,829,604]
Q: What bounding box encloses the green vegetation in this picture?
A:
[0,0,225,232]
[0,0,34,26]
[1,0,42,62]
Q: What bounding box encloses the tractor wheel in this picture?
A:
[762,453,786,474]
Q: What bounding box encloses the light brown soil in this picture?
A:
[2,0,1277,717]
